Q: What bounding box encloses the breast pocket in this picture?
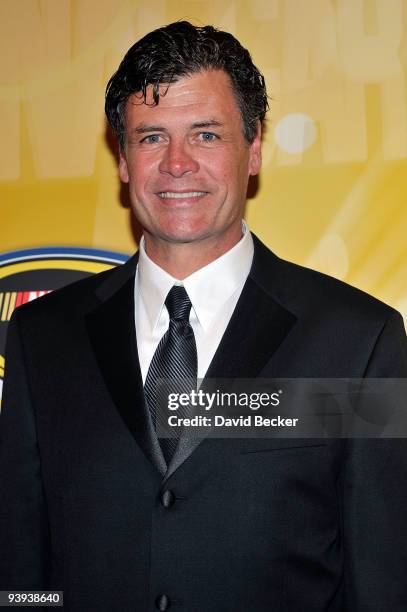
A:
[241,439,329,454]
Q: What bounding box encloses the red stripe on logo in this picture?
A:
[15,292,24,307]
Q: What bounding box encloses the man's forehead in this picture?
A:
[125,69,237,114]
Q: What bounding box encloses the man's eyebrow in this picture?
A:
[131,125,167,134]
[191,120,224,129]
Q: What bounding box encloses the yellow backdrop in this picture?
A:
[1,0,406,323]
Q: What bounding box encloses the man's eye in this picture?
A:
[141,134,161,144]
[199,132,218,142]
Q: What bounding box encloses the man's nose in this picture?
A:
[158,140,199,177]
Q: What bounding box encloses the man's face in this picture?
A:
[119,69,262,252]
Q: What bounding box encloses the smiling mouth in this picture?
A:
[157,191,207,199]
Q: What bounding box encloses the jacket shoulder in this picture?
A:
[251,234,400,326]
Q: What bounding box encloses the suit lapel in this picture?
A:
[85,255,167,476]
[164,241,297,481]
[204,279,296,380]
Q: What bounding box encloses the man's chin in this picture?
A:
[155,230,212,245]
[142,221,217,245]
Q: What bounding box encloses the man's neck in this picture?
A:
[143,227,244,280]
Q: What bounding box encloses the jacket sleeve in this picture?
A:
[342,310,407,610]
[0,309,51,589]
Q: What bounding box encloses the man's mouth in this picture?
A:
[157,191,207,199]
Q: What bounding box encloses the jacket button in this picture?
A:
[161,489,175,508]
[155,594,171,610]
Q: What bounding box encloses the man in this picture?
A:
[1,21,407,611]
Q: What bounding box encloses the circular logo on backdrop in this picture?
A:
[0,247,129,405]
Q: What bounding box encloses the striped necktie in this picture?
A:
[144,285,198,464]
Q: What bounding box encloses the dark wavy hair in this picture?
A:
[105,21,268,149]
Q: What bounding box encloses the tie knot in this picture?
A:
[165,285,192,321]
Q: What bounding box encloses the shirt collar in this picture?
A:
[137,221,254,331]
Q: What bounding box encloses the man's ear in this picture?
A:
[119,151,129,183]
[248,121,262,176]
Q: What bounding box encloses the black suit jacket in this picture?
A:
[1,234,407,611]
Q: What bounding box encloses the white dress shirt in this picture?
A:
[134,223,254,382]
